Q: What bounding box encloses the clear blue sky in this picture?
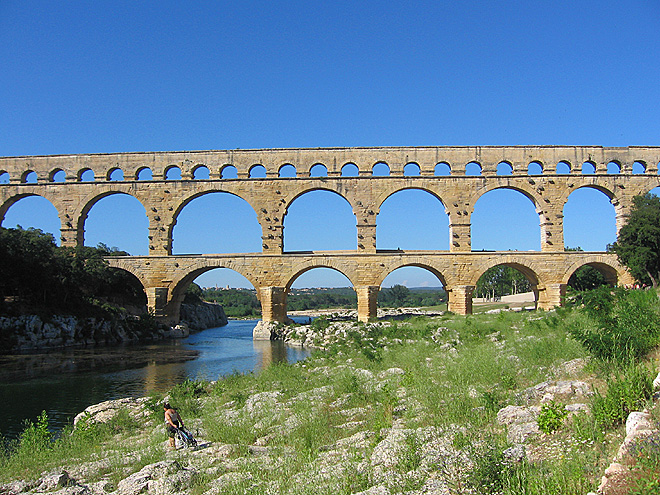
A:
[2,1,660,289]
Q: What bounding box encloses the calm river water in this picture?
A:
[0,319,311,440]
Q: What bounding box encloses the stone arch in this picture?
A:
[108,167,124,181]
[376,262,447,288]
[581,161,596,175]
[469,258,541,287]
[528,161,543,175]
[471,260,541,309]
[562,259,622,286]
[283,187,357,252]
[171,262,259,302]
[136,167,153,180]
[0,170,9,184]
[192,165,210,180]
[403,162,421,176]
[341,163,359,177]
[284,262,357,291]
[76,190,148,247]
[285,185,354,215]
[562,185,617,250]
[79,168,95,182]
[556,161,571,174]
[278,163,297,178]
[466,161,482,176]
[0,193,62,244]
[633,161,647,175]
[165,165,182,180]
[49,168,66,182]
[220,164,238,179]
[607,161,622,174]
[310,163,328,177]
[434,162,451,176]
[470,185,543,251]
[167,263,260,322]
[22,170,38,183]
[249,164,267,178]
[497,161,513,175]
[170,189,262,254]
[375,187,450,250]
[372,162,390,176]
[105,261,150,289]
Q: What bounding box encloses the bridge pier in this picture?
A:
[259,286,288,323]
[537,283,567,311]
[145,287,179,324]
[355,285,379,322]
[448,285,475,315]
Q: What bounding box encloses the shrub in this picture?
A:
[537,401,568,434]
[568,286,660,363]
[591,364,653,428]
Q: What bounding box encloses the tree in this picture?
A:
[611,193,660,287]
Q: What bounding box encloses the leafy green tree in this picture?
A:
[0,227,145,315]
[475,266,531,299]
[611,193,660,287]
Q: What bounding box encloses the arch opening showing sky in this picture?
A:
[172,193,262,255]
[377,189,449,251]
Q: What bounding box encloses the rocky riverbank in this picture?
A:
[179,301,228,332]
[0,301,227,353]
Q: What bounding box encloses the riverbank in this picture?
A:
[2,309,659,494]
[0,301,227,353]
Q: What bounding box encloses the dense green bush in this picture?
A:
[567,286,660,363]
[591,364,654,428]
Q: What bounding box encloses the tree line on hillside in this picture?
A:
[0,227,146,317]
[198,285,448,317]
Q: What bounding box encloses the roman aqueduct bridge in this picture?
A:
[2,146,658,327]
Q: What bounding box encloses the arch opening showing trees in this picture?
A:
[83,193,149,255]
[474,264,536,309]
[1,195,61,245]
[379,266,447,310]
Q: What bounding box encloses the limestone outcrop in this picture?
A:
[179,301,228,331]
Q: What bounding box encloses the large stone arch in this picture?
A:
[1,192,59,221]
[562,257,631,286]
[104,259,151,288]
[469,258,542,311]
[167,261,261,322]
[282,186,357,252]
[469,184,545,251]
[468,182,543,217]
[0,192,64,241]
[284,184,354,213]
[169,188,262,251]
[468,257,541,288]
[374,260,448,288]
[76,190,148,244]
[283,260,358,290]
[562,184,619,248]
[374,185,449,214]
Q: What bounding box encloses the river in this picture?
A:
[0,319,311,441]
